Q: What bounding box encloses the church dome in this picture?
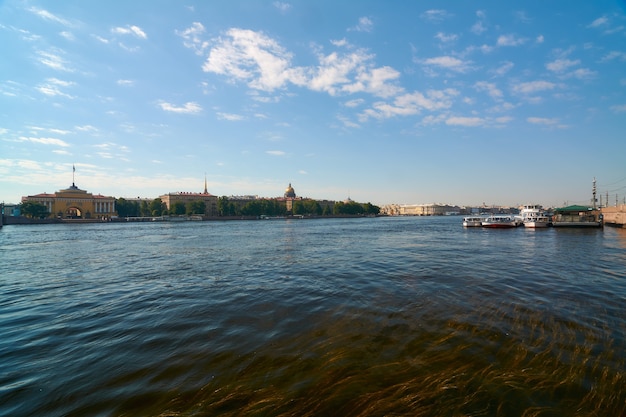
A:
[284,183,296,198]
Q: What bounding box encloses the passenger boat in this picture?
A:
[552,205,602,228]
[523,215,552,228]
[519,204,552,228]
[481,215,521,228]
[462,216,484,227]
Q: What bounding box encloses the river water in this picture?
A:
[1,217,625,416]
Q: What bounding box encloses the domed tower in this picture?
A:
[284,183,296,199]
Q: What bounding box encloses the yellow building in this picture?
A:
[22,182,117,219]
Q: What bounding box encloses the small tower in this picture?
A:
[203,174,208,194]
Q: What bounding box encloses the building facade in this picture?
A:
[159,179,218,217]
[22,183,117,219]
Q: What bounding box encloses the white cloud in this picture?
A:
[420,10,450,22]
[423,56,470,72]
[492,61,514,76]
[216,112,244,121]
[512,81,556,94]
[536,35,544,43]
[568,68,596,80]
[588,16,608,28]
[341,66,403,98]
[266,150,286,156]
[445,116,484,127]
[75,125,98,132]
[344,98,364,108]
[36,78,75,98]
[471,21,487,35]
[117,79,135,86]
[273,2,291,13]
[60,31,75,41]
[600,51,626,62]
[176,22,209,56]
[527,117,558,125]
[359,88,458,121]
[158,101,202,114]
[474,81,503,99]
[28,7,71,26]
[36,50,73,72]
[19,136,70,147]
[435,32,458,43]
[203,28,298,92]
[497,34,526,47]
[546,58,580,72]
[111,25,147,39]
[350,17,374,33]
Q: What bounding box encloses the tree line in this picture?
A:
[18,197,380,219]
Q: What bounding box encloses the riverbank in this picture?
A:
[601,204,626,228]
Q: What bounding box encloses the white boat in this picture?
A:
[462,216,484,227]
[523,215,552,228]
[481,214,521,228]
[519,204,552,228]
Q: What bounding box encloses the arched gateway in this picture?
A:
[22,179,116,220]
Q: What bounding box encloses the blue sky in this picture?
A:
[1,1,625,207]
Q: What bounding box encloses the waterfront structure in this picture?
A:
[159,177,218,217]
[396,203,461,216]
[21,182,116,219]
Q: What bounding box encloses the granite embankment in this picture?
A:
[602,204,626,227]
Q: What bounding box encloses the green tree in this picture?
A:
[20,201,49,219]
[186,200,206,215]
[115,198,140,217]
[149,198,165,216]
[171,202,186,215]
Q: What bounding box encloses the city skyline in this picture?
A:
[1,1,626,207]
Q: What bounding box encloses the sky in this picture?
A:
[1,1,626,208]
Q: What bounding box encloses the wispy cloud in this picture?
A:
[158,101,202,114]
[546,59,580,72]
[19,137,70,147]
[349,17,374,33]
[36,50,74,72]
[273,2,291,13]
[117,79,135,86]
[527,117,558,125]
[28,7,71,26]
[111,25,147,39]
[610,104,626,113]
[434,32,458,43]
[588,16,608,28]
[512,80,556,94]
[497,34,526,47]
[421,9,451,22]
[36,78,75,98]
[176,22,208,56]
[446,116,485,127]
[359,88,458,121]
[266,150,286,156]
[474,81,503,100]
[422,56,471,73]
[492,61,514,76]
[217,112,245,121]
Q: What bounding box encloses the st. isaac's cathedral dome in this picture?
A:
[284,183,296,198]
